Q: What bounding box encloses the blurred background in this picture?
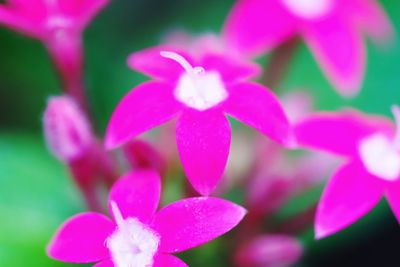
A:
[0,0,399,266]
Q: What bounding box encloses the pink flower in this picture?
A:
[224,0,393,96]
[0,0,109,107]
[0,0,109,40]
[47,170,246,267]
[43,96,116,211]
[105,47,291,196]
[235,234,303,267]
[294,107,400,238]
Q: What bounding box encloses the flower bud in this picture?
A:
[235,235,303,267]
[43,96,93,162]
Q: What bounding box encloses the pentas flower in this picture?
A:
[47,170,246,267]
[294,107,400,238]
[105,47,291,196]
[0,0,109,107]
[224,0,393,96]
[235,234,303,267]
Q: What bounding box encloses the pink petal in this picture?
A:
[153,254,188,267]
[153,197,246,253]
[105,81,181,149]
[223,82,291,146]
[127,46,194,82]
[316,162,383,239]
[350,0,394,42]
[47,213,115,263]
[109,170,161,224]
[302,13,365,97]
[200,53,261,83]
[0,5,44,38]
[93,259,114,267]
[294,110,394,157]
[224,0,296,57]
[58,0,110,27]
[385,181,400,223]
[176,109,231,196]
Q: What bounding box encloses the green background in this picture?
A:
[0,0,399,266]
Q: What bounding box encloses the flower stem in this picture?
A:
[46,35,91,117]
[262,37,300,90]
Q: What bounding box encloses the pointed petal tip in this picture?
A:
[314,226,331,240]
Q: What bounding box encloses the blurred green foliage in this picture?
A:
[0,0,399,266]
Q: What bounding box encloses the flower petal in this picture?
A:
[109,170,161,224]
[224,0,296,56]
[58,0,110,27]
[294,110,394,157]
[201,53,261,83]
[93,259,114,267]
[350,0,393,42]
[224,82,291,146]
[153,197,246,253]
[0,5,44,38]
[127,46,194,82]
[153,254,188,267]
[385,181,400,224]
[176,109,231,196]
[105,81,181,149]
[302,13,365,96]
[315,162,383,239]
[47,213,114,263]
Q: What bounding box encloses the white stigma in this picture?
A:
[107,202,160,267]
[160,51,228,111]
[281,0,334,19]
[359,106,400,181]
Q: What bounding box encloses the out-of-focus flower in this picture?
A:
[44,96,93,163]
[294,107,400,238]
[47,170,246,267]
[224,0,393,96]
[123,139,168,177]
[0,0,109,107]
[235,234,303,267]
[43,96,116,211]
[105,47,291,196]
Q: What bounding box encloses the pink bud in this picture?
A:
[43,96,93,162]
[235,235,303,267]
[123,139,167,176]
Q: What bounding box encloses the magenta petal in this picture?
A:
[176,109,231,196]
[351,0,393,42]
[153,254,188,267]
[385,181,400,223]
[224,0,296,56]
[47,213,115,263]
[61,0,110,27]
[0,6,44,38]
[105,81,181,149]
[127,46,194,82]
[153,197,246,253]
[303,14,365,96]
[93,259,114,267]
[294,110,394,157]
[316,162,383,239]
[109,170,161,224]
[201,53,261,83]
[224,82,291,146]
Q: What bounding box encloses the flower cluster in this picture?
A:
[0,0,397,266]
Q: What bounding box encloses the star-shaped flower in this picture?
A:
[294,107,400,238]
[105,46,291,196]
[0,0,109,40]
[224,0,393,96]
[47,170,246,267]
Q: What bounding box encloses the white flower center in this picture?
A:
[107,202,160,267]
[281,0,334,19]
[359,106,400,181]
[160,51,228,111]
